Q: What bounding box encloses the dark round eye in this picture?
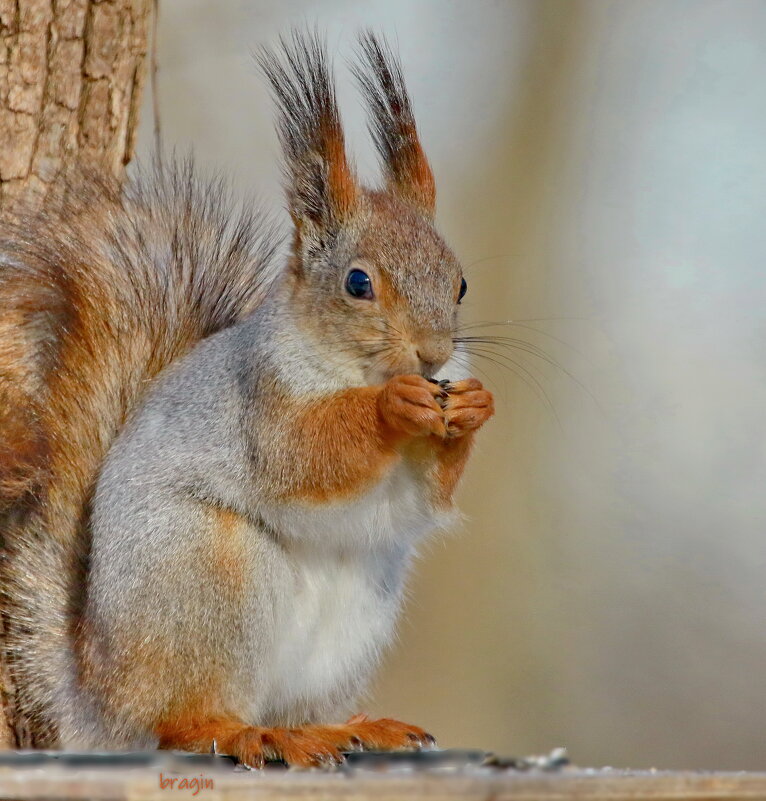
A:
[345,268,373,300]
[458,277,467,303]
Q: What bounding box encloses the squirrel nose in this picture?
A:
[416,346,450,378]
[417,351,436,377]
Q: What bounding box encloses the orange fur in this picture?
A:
[274,376,491,509]
[77,613,228,735]
[443,378,494,438]
[207,507,248,589]
[430,435,476,508]
[401,378,494,508]
[389,133,435,214]
[324,120,358,219]
[277,376,446,503]
[434,378,494,504]
[0,397,46,505]
[156,713,433,768]
[0,272,59,505]
[157,716,343,768]
[278,387,397,503]
[305,713,434,752]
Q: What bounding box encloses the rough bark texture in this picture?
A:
[0,0,151,745]
[0,0,150,209]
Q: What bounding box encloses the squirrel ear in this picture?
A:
[354,31,436,216]
[257,31,357,238]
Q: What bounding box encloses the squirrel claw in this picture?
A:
[312,752,344,769]
[427,377,453,391]
[427,377,451,410]
[405,730,437,749]
[241,754,265,770]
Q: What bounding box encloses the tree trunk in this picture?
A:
[0,0,150,210]
[0,0,151,746]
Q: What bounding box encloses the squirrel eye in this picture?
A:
[458,277,467,303]
[345,269,374,300]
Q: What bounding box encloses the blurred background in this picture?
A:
[135,0,766,770]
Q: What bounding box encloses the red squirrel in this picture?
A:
[0,31,494,767]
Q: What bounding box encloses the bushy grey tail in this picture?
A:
[0,157,282,744]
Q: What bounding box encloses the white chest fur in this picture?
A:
[260,458,454,549]
[257,461,455,722]
[261,540,410,722]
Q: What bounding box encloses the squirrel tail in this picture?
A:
[0,159,281,744]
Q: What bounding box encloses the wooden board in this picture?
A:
[0,765,765,801]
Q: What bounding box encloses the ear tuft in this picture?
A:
[354,31,436,215]
[256,31,357,233]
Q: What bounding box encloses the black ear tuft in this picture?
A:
[354,31,435,215]
[256,30,357,234]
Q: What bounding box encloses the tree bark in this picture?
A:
[0,0,150,210]
[0,0,151,746]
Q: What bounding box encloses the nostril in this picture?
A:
[416,350,437,376]
[416,340,452,377]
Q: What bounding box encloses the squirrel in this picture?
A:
[0,31,494,767]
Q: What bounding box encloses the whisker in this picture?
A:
[462,254,511,275]
[455,344,562,429]
[448,350,502,397]
[382,318,407,340]
[453,320,589,359]
[453,335,599,408]
[456,345,556,420]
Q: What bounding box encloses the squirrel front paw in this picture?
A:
[378,374,447,438]
[441,378,494,437]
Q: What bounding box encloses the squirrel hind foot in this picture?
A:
[156,717,342,768]
[306,715,436,753]
[156,714,435,768]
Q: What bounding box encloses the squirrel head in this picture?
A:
[259,31,465,383]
